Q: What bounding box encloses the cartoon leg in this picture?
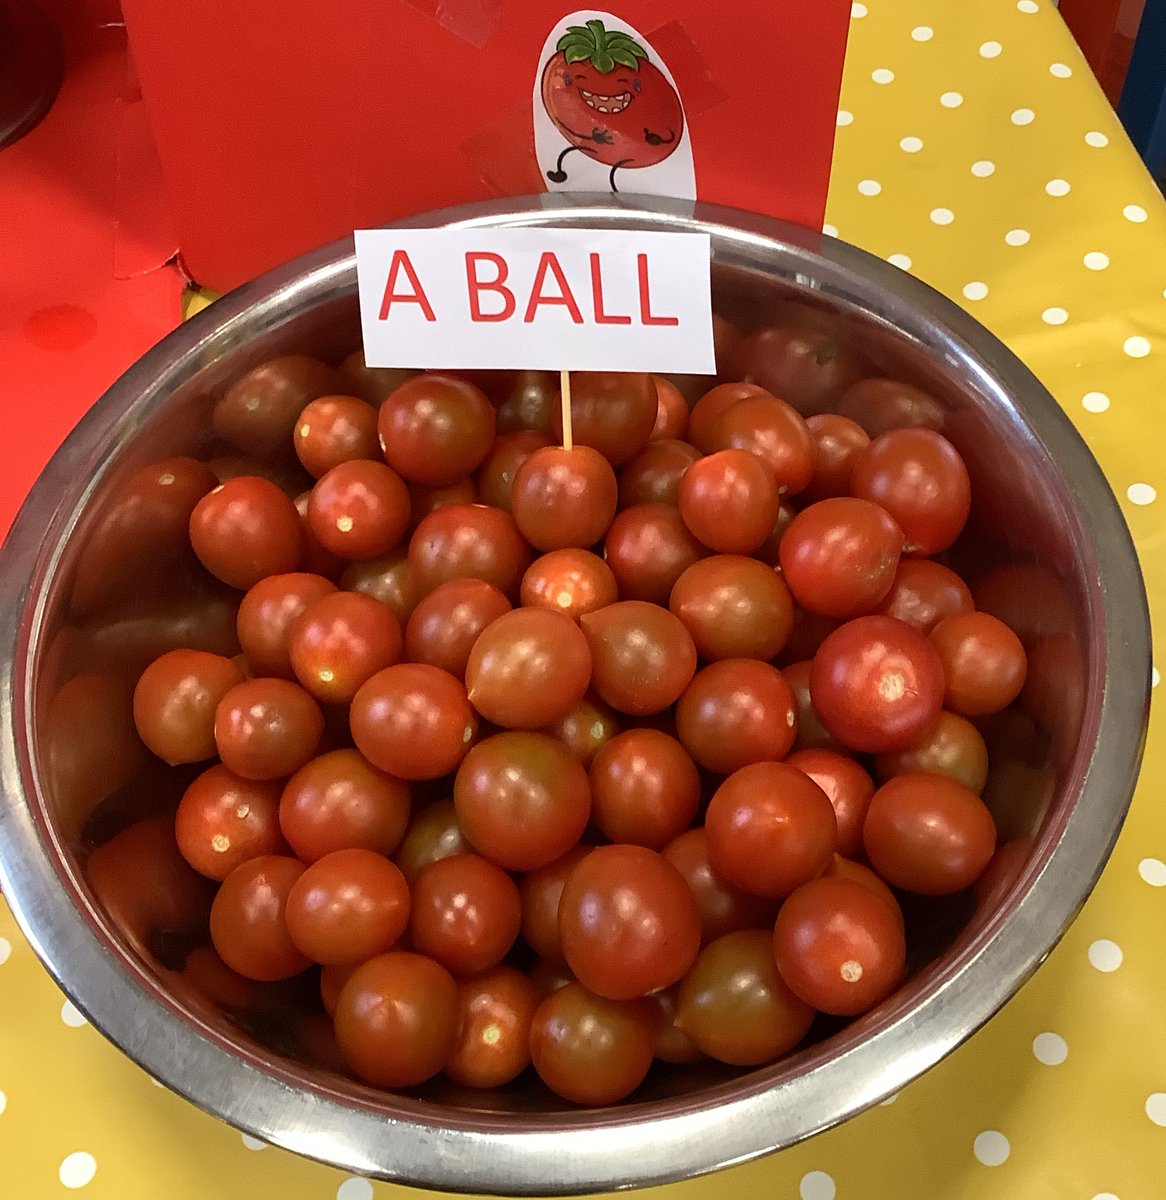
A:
[608,159,633,193]
[546,145,582,184]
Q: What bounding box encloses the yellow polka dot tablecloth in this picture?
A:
[3,1,1166,1198]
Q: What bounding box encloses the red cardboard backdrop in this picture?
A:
[119,1,851,292]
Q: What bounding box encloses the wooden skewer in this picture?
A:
[560,368,573,452]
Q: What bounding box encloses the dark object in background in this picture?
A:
[0,0,63,149]
[1117,0,1166,192]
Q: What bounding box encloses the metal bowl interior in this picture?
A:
[0,195,1150,1195]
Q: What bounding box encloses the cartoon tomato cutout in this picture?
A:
[541,19,684,191]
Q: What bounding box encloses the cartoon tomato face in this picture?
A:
[541,19,684,175]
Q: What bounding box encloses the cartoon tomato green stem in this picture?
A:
[541,19,684,193]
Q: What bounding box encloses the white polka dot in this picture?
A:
[931,207,955,225]
[61,999,87,1028]
[963,282,989,301]
[940,91,964,107]
[879,1091,899,1105]
[1138,857,1166,886]
[241,1134,267,1150]
[1153,666,1161,687]
[872,68,895,84]
[0,937,10,965]
[851,1,868,16]
[1042,307,1068,325]
[837,109,854,126]
[1011,108,1035,125]
[1083,251,1110,270]
[900,135,924,152]
[858,179,882,196]
[799,1171,837,1200]
[337,1179,375,1200]
[980,40,1003,58]
[1124,204,1148,222]
[1050,62,1072,77]
[887,254,913,270]
[1124,336,1152,359]
[1091,1194,1121,1200]
[1085,130,1110,147]
[0,1090,6,1115]
[971,160,996,177]
[1127,483,1157,505]
[973,1130,1011,1166]
[1005,228,1031,246]
[1018,0,1039,10]
[59,1152,97,1189]
[1147,1093,1166,1127]
[1045,178,1071,196]
[1032,1032,1068,1065]
[1088,938,1123,971]
[822,223,839,238]
[1082,391,1110,413]
[911,26,934,41]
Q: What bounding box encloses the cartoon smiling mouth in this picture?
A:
[580,88,632,114]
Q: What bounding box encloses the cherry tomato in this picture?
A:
[521,549,618,622]
[850,428,971,554]
[378,373,496,486]
[669,555,794,662]
[511,445,618,550]
[678,449,780,555]
[676,659,797,774]
[214,677,324,780]
[213,356,344,460]
[589,729,700,849]
[773,876,906,1016]
[519,844,593,962]
[543,694,620,767]
[750,501,797,567]
[445,965,539,1088]
[409,853,522,975]
[306,460,411,560]
[863,772,997,894]
[802,413,870,503]
[176,765,285,879]
[409,503,532,601]
[404,578,512,679]
[824,854,901,915]
[873,557,974,633]
[617,439,702,508]
[675,929,815,1065]
[293,394,380,478]
[528,982,657,1105]
[333,951,459,1087]
[661,827,778,944]
[711,394,815,495]
[929,611,1027,717]
[809,616,945,753]
[236,572,337,678]
[284,848,410,965]
[350,663,477,780]
[209,855,310,981]
[407,478,480,530]
[189,476,303,590]
[705,762,837,898]
[392,798,471,884]
[785,748,876,859]
[340,547,420,625]
[650,376,690,441]
[835,377,945,438]
[280,748,411,863]
[649,985,705,1064]
[132,649,245,765]
[494,370,556,435]
[476,430,553,511]
[454,732,591,871]
[549,372,658,466]
[734,325,862,416]
[687,382,765,453]
[320,962,360,1018]
[779,607,840,665]
[780,660,843,752]
[464,608,592,729]
[529,959,576,999]
[336,350,416,406]
[875,710,989,795]
[604,503,707,604]
[779,498,903,618]
[579,601,697,715]
[289,590,402,704]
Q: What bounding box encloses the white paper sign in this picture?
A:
[354,227,714,374]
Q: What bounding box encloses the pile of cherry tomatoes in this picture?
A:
[126,346,1028,1106]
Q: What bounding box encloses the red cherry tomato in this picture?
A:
[511,445,618,550]
[802,413,870,503]
[408,503,532,601]
[289,590,403,704]
[392,798,472,884]
[294,394,380,478]
[214,677,324,780]
[785,748,876,860]
[874,710,989,795]
[543,693,621,767]
[404,578,512,679]
[604,502,707,604]
[873,558,974,633]
[176,765,285,879]
[236,573,337,679]
[521,549,618,622]
[209,855,311,981]
[677,449,780,555]
[549,372,658,466]
[781,660,844,753]
[306,460,411,560]
[519,844,594,962]
[132,649,245,765]
[340,548,420,625]
[835,377,945,438]
[733,325,863,416]
[618,439,702,508]
[650,376,690,441]
[189,476,303,590]
[929,611,1028,716]
[711,394,815,495]
[687,382,765,453]
[407,478,480,531]
[476,431,553,511]
[445,965,540,1088]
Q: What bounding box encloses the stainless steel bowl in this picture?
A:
[0,195,1150,1194]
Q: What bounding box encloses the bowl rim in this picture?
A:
[0,193,1151,1194]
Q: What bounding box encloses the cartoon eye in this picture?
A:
[633,78,642,93]
[564,72,573,86]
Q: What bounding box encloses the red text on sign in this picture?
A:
[378,250,436,321]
